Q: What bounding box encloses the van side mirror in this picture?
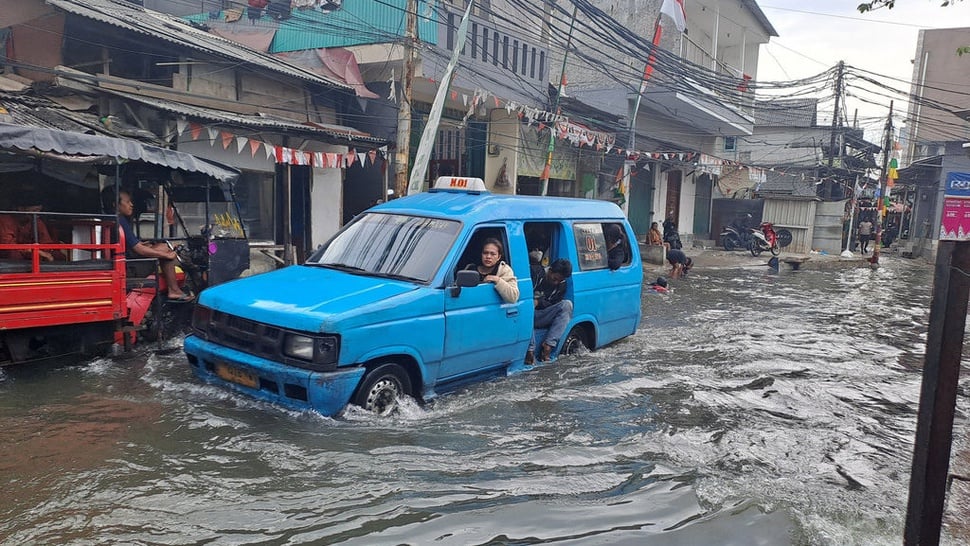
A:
[451,269,480,297]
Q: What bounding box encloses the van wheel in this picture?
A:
[352,363,412,415]
[561,327,589,356]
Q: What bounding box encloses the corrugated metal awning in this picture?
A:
[45,0,354,92]
[0,122,239,183]
[102,88,388,146]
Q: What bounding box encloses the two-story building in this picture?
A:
[3,0,387,268]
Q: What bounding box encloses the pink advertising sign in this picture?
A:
[940,197,970,241]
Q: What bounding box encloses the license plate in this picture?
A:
[215,362,258,389]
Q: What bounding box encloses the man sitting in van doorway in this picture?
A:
[526,258,573,364]
[116,189,193,302]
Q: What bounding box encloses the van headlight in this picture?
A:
[282,333,339,369]
[192,305,213,336]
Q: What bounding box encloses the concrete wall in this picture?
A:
[908,28,970,160]
[485,109,519,196]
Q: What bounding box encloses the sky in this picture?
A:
[755,0,970,137]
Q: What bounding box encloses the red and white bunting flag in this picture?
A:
[207,127,219,146]
[345,152,355,167]
[314,151,325,167]
[176,119,188,136]
[220,131,233,150]
[264,143,275,161]
[249,139,261,158]
[189,122,203,141]
[358,152,366,166]
[660,0,687,32]
[235,136,247,154]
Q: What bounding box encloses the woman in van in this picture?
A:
[469,238,519,303]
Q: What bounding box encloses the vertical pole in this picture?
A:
[395,0,418,198]
[843,174,858,254]
[871,100,893,265]
[904,241,970,545]
[282,164,293,265]
[540,5,578,197]
[827,61,844,170]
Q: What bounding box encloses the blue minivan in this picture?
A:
[184,177,642,415]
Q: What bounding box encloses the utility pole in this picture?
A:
[870,100,893,266]
[394,0,418,198]
[539,5,578,197]
[826,61,844,200]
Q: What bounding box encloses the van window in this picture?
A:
[455,226,511,276]
[573,223,608,270]
[603,222,631,269]
[524,221,563,282]
[308,212,460,282]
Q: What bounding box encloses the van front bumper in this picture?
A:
[184,335,365,416]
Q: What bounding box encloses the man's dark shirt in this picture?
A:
[608,242,627,270]
[118,215,140,258]
[534,276,567,310]
[667,248,688,265]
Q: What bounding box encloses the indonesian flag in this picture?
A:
[660,0,687,33]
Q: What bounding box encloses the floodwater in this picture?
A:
[1,259,968,545]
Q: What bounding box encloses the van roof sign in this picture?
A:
[431,176,488,193]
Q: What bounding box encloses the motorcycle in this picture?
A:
[720,223,752,251]
[749,222,781,257]
[662,219,683,250]
[663,227,683,250]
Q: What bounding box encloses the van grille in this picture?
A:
[206,311,284,361]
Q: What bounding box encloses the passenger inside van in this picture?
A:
[605,223,628,270]
[466,237,519,303]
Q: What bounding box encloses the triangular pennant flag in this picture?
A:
[450,90,458,101]
[176,119,188,137]
[190,122,203,141]
[221,131,233,150]
[265,143,275,161]
[207,127,219,146]
[275,145,284,163]
[345,152,355,167]
[314,151,324,167]
[249,139,261,157]
[494,96,500,107]
[462,94,468,106]
[235,136,247,154]
[358,152,366,166]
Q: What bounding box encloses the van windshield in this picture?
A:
[307,213,460,283]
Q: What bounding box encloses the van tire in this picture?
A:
[352,363,412,415]
[561,326,589,356]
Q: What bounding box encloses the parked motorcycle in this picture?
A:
[720,223,752,251]
[663,226,683,250]
[749,222,784,257]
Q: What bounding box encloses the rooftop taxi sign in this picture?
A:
[940,172,970,240]
[431,177,488,192]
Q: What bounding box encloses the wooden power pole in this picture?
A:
[394,0,418,198]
